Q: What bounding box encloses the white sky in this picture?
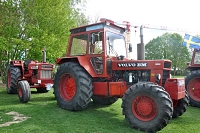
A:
[85,0,200,58]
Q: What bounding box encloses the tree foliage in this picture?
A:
[0,0,88,83]
[145,33,191,75]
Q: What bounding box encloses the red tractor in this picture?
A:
[53,19,189,132]
[6,47,54,103]
[185,49,200,107]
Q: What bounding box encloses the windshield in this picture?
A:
[106,31,127,57]
[194,50,200,64]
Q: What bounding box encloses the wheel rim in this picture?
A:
[132,95,157,121]
[187,78,200,102]
[7,70,11,88]
[59,73,76,101]
[18,87,22,98]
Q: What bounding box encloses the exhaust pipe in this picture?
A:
[137,25,145,60]
[42,46,46,63]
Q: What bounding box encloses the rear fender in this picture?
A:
[10,60,24,77]
[10,60,23,67]
[56,57,100,77]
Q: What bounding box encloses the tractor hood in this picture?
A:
[111,59,172,70]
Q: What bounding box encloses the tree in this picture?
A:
[0,0,23,83]
[0,0,88,83]
[87,11,101,24]
[145,33,190,75]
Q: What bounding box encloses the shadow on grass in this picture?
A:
[29,95,55,102]
[0,89,142,133]
[170,105,200,124]
[0,88,21,106]
[26,100,141,133]
[155,105,200,133]
[2,85,198,133]
[0,88,55,106]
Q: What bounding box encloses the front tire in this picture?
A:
[17,80,31,103]
[185,70,200,107]
[6,65,21,94]
[122,82,173,132]
[172,91,189,118]
[53,62,93,111]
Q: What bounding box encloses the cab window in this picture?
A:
[70,34,88,56]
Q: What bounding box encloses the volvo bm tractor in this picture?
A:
[53,18,189,132]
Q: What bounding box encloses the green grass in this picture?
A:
[172,75,185,78]
[0,85,200,133]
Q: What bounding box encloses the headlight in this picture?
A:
[169,74,172,78]
[155,74,161,84]
[156,74,161,80]
[31,66,38,69]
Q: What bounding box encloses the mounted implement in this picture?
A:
[53,18,188,132]
[6,47,54,103]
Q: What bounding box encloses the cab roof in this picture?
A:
[70,19,126,34]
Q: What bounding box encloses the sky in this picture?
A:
[85,0,200,58]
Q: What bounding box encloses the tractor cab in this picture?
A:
[56,18,132,77]
[191,49,200,65]
[67,18,130,57]
[186,49,200,71]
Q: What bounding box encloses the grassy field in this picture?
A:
[0,84,200,133]
[172,75,185,78]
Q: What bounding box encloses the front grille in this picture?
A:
[162,70,170,87]
[40,70,52,79]
[164,61,171,68]
[42,65,53,68]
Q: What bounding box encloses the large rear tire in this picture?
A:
[92,95,118,105]
[53,62,93,111]
[122,82,173,132]
[172,91,189,118]
[185,70,200,107]
[6,65,21,94]
[17,80,31,103]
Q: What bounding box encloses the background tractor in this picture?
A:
[185,48,200,107]
[53,18,189,132]
[6,47,54,103]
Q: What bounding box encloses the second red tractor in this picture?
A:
[6,47,54,103]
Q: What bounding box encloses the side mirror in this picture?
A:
[129,43,132,52]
